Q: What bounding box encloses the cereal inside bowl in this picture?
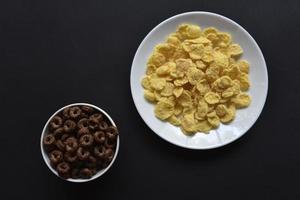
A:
[41,104,119,181]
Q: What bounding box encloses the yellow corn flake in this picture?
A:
[196,120,212,133]
[141,76,151,89]
[213,51,229,68]
[217,32,232,46]
[167,115,181,126]
[156,65,170,76]
[189,44,204,60]
[203,27,218,35]
[217,76,232,89]
[215,104,227,117]
[150,78,166,90]
[174,104,183,116]
[154,100,174,120]
[204,92,220,104]
[146,64,156,75]
[174,76,189,86]
[187,67,205,85]
[144,90,156,102]
[173,87,184,97]
[207,111,220,128]
[181,113,198,134]
[175,58,193,76]
[228,44,243,56]
[195,100,208,120]
[155,43,175,58]
[237,60,249,74]
[177,90,192,107]
[166,35,181,46]
[222,87,234,98]
[196,79,210,95]
[206,64,220,82]
[231,93,251,108]
[195,60,207,70]
[142,23,251,135]
[161,82,175,97]
[239,73,250,91]
[148,52,166,67]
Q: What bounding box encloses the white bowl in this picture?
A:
[130,11,268,150]
[40,103,120,183]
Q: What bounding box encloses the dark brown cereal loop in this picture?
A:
[61,134,69,141]
[77,118,89,129]
[49,150,63,164]
[106,126,118,141]
[53,127,64,139]
[77,127,90,138]
[43,135,56,151]
[63,120,76,133]
[65,152,77,163]
[50,116,63,130]
[80,168,93,179]
[69,106,81,119]
[88,118,99,130]
[62,107,70,119]
[89,113,103,123]
[82,105,94,114]
[105,148,114,162]
[77,147,90,160]
[57,162,70,174]
[99,121,108,131]
[94,146,106,159]
[65,137,78,152]
[94,131,106,144]
[105,139,116,149]
[56,140,65,151]
[79,134,94,147]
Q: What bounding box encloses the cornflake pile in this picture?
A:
[141,24,251,135]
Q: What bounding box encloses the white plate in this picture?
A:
[130,11,268,149]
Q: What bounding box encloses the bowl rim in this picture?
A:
[40,102,120,183]
[130,11,268,150]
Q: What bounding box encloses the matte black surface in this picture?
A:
[0,0,300,199]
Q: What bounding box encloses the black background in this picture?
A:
[1,0,300,199]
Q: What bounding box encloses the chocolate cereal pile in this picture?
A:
[43,105,118,179]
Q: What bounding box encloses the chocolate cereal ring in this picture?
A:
[65,152,77,163]
[88,118,99,130]
[69,106,81,119]
[94,146,106,159]
[77,147,90,160]
[99,121,108,130]
[50,116,63,130]
[77,127,90,138]
[78,118,89,129]
[80,168,93,179]
[49,150,63,164]
[81,105,94,114]
[89,113,103,123]
[79,134,94,147]
[105,148,114,162]
[56,140,65,151]
[61,134,69,141]
[43,134,56,151]
[62,107,71,119]
[57,162,70,175]
[65,137,78,152]
[63,120,76,133]
[94,131,106,144]
[105,139,116,149]
[106,126,118,141]
[53,127,64,139]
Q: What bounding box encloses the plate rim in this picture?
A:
[130,11,268,150]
